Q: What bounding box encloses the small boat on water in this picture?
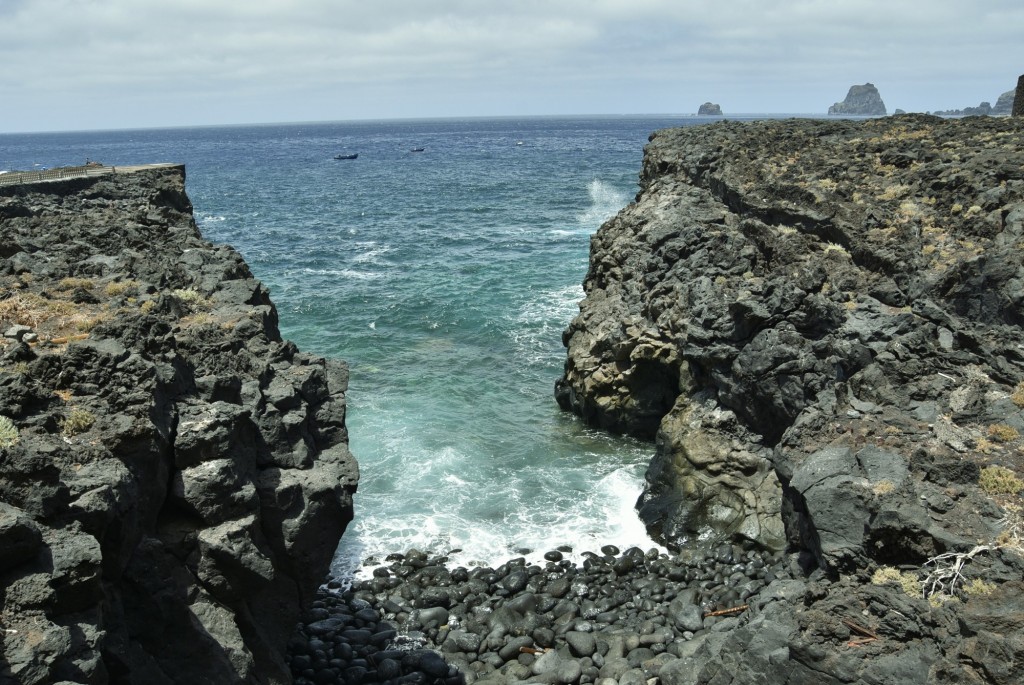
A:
[334,153,358,160]
[410,147,425,153]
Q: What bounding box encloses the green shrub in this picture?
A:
[62,407,96,437]
[173,288,213,311]
[0,415,19,448]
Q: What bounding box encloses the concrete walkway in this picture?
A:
[0,162,179,187]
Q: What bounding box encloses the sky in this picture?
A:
[1,0,1021,133]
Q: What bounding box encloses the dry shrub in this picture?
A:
[871,566,921,597]
[987,423,1020,443]
[104,280,139,298]
[980,465,1024,495]
[1010,382,1024,408]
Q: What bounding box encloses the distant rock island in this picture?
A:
[927,89,1016,117]
[994,88,1016,115]
[828,82,886,115]
[697,102,722,115]
[931,101,995,116]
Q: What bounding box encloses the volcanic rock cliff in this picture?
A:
[558,115,1024,682]
[0,166,358,684]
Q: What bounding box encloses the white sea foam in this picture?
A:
[351,241,393,265]
[336,488,664,580]
[301,267,382,281]
[508,283,583,364]
[515,283,583,325]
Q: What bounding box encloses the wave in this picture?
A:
[576,179,628,229]
[332,461,664,582]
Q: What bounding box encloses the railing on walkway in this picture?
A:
[0,164,115,187]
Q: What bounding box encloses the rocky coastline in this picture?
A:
[0,166,357,684]
[4,115,1024,685]
[287,115,1023,685]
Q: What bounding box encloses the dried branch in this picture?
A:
[921,544,993,599]
[842,619,879,640]
[703,604,749,618]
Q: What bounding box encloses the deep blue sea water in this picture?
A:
[0,115,761,576]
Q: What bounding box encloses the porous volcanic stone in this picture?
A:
[0,166,358,684]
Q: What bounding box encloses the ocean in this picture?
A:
[0,115,751,577]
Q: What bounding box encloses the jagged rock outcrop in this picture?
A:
[557,113,1024,683]
[828,82,887,115]
[993,89,1016,116]
[697,103,722,116]
[0,166,358,684]
[558,113,1023,560]
[1015,74,1024,117]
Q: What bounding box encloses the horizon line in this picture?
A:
[0,111,874,136]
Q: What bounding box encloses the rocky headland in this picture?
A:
[828,83,887,115]
[0,166,358,684]
[554,114,1024,682]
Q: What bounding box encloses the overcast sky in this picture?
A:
[1,0,1021,133]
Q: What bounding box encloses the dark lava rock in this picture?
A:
[553,114,1024,683]
[697,102,723,116]
[0,166,358,684]
[292,536,1024,685]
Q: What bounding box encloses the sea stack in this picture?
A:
[697,102,723,116]
[828,82,886,115]
[1014,74,1024,116]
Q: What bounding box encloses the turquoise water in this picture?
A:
[0,116,723,573]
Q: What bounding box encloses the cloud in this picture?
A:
[1,0,1022,131]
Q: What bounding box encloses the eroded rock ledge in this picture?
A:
[557,115,1024,682]
[0,166,358,684]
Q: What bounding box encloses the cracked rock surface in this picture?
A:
[0,167,357,684]
[556,115,1024,683]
